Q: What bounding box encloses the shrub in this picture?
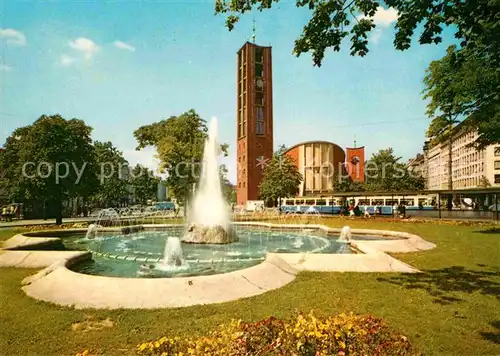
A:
[135,311,418,355]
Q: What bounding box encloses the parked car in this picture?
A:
[155,202,175,211]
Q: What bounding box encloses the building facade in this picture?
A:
[236,42,274,206]
[284,141,346,196]
[345,146,366,183]
[407,153,425,178]
[424,129,500,190]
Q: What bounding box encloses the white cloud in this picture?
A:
[59,54,77,67]
[0,28,27,46]
[69,37,99,59]
[0,64,12,72]
[113,40,136,52]
[359,6,398,27]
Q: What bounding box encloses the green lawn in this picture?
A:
[0,228,29,242]
[0,219,499,356]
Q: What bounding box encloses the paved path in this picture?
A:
[0,217,92,228]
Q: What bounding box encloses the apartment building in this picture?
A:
[423,129,500,190]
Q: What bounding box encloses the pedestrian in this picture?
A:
[364,205,370,218]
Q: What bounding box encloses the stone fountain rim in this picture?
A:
[0,222,436,309]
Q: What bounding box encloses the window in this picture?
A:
[255,47,263,63]
[495,174,500,184]
[495,161,500,170]
[257,107,263,121]
[256,107,264,135]
[495,147,500,157]
[255,92,264,106]
[255,63,263,77]
[256,121,264,135]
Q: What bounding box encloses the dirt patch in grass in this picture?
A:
[72,316,114,332]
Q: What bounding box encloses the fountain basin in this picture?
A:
[63,226,352,278]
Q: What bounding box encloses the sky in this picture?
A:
[0,1,457,183]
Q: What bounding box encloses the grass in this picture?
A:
[0,218,499,355]
[0,227,29,242]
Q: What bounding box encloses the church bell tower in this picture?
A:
[236,40,274,206]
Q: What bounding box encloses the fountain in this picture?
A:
[162,237,184,267]
[339,226,352,243]
[85,224,101,239]
[96,208,120,227]
[183,117,237,244]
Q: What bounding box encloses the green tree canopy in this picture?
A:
[259,147,303,206]
[133,109,228,204]
[90,141,130,207]
[131,164,160,205]
[220,164,236,204]
[216,0,499,66]
[0,115,98,224]
[333,176,366,193]
[424,45,500,149]
[365,148,424,191]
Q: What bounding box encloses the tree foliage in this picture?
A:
[220,164,236,204]
[333,176,366,192]
[259,148,303,205]
[364,148,424,191]
[131,164,159,204]
[134,110,228,204]
[0,115,98,224]
[424,45,500,148]
[215,0,500,66]
[91,141,129,207]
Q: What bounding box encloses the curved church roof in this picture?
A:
[283,140,345,154]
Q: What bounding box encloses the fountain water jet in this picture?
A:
[85,224,101,239]
[338,226,352,242]
[163,237,184,266]
[184,117,237,244]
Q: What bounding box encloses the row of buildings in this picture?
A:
[408,124,500,190]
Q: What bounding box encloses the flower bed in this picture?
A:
[132,312,417,355]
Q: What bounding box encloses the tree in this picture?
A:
[259,148,303,206]
[0,115,98,224]
[423,46,465,191]
[134,110,228,207]
[220,164,236,204]
[131,164,159,205]
[333,176,365,193]
[216,0,499,66]
[91,141,129,207]
[365,148,424,191]
[424,45,500,150]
